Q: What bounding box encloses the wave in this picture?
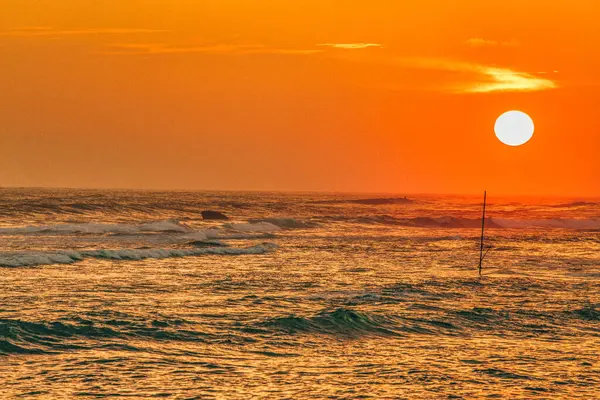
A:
[0,219,292,239]
[247,218,319,229]
[313,197,414,206]
[0,195,255,218]
[261,308,400,337]
[547,201,599,208]
[260,307,467,337]
[322,215,600,229]
[187,239,228,247]
[569,305,600,321]
[492,218,600,230]
[0,314,207,355]
[0,201,126,218]
[0,219,191,235]
[327,215,501,228]
[0,243,278,267]
[185,220,309,238]
[222,222,282,232]
[5,303,597,355]
[404,216,502,228]
[1,318,120,355]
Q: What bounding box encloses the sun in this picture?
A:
[494,110,535,146]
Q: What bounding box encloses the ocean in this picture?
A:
[1,188,599,399]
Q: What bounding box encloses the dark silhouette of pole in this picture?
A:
[478,191,487,276]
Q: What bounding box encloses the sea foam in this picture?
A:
[0,243,278,268]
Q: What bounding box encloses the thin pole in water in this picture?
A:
[478,191,487,276]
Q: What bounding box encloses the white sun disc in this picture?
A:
[494,110,534,146]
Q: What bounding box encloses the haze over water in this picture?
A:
[1,189,599,398]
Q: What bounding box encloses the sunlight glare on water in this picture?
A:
[0,189,599,399]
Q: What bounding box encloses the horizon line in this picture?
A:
[0,185,598,199]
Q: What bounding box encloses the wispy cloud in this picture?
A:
[103,43,322,56]
[317,43,382,49]
[104,42,382,55]
[0,26,167,37]
[465,38,519,47]
[473,67,556,93]
[403,58,557,93]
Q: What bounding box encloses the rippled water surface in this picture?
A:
[1,189,599,398]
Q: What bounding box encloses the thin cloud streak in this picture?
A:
[403,58,557,93]
[105,42,382,55]
[473,67,556,93]
[0,27,168,37]
[103,43,322,55]
[465,38,520,47]
[317,43,382,49]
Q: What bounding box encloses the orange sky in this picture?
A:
[1,0,599,196]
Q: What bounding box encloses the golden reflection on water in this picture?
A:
[1,190,599,398]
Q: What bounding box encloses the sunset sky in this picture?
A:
[1,0,599,196]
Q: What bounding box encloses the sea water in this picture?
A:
[1,189,599,398]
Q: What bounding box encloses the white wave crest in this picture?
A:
[0,243,278,268]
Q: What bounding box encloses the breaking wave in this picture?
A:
[0,219,301,239]
[0,243,278,267]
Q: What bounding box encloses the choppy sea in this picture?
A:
[1,189,599,399]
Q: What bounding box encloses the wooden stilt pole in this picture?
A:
[478,191,487,276]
